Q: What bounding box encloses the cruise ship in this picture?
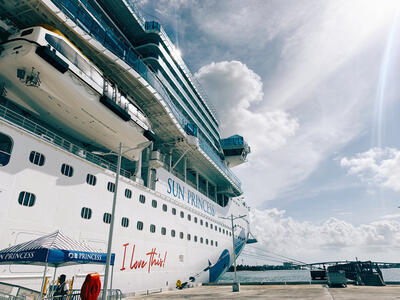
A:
[0,0,252,295]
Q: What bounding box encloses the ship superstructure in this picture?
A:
[0,0,251,295]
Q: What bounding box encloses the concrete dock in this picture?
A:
[131,284,400,299]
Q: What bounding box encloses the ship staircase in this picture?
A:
[0,0,242,196]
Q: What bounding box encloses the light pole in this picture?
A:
[220,214,247,292]
[93,141,151,300]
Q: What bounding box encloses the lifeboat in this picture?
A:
[0,26,153,160]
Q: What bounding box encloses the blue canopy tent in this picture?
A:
[0,230,115,296]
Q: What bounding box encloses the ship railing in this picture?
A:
[145,21,219,123]
[49,0,241,189]
[0,104,132,178]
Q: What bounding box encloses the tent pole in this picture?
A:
[110,265,114,292]
[40,263,48,298]
[51,267,57,296]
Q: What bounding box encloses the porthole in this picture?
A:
[152,199,157,208]
[219,227,221,233]
[179,232,184,239]
[187,234,191,241]
[161,227,166,235]
[81,207,92,219]
[215,226,218,231]
[0,132,13,166]
[125,189,132,199]
[103,212,111,224]
[187,214,191,221]
[107,182,115,192]
[210,224,213,229]
[180,211,184,218]
[86,174,97,186]
[172,208,176,215]
[200,219,203,226]
[211,240,214,246]
[29,151,45,166]
[150,224,156,233]
[206,239,209,245]
[223,229,225,234]
[194,236,198,242]
[162,204,167,212]
[139,194,145,204]
[216,241,218,247]
[171,229,176,237]
[194,217,198,223]
[121,217,129,228]
[61,163,73,177]
[18,191,35,207]
[137,221,143,230]
[200,237,203,244]
[205,221,208,228]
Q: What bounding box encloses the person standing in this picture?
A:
[54,274,68,299]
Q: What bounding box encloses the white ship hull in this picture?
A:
[0,117,248,294]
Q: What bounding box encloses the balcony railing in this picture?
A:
[0,103,132,178]
[49,0,241,190]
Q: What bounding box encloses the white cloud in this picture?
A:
[195,61,299,154]
[249,208,400,263]
[341,147,400,192]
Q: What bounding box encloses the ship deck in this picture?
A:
[130,284,400,300]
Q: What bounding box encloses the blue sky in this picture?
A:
[138,0,400,263]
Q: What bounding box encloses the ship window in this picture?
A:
[205,222,208,228]
[103,213,111,224]
[200,237,203,244]
[172,208,176,215]
[139,194,145,204]
[171,229,176,237]
[187,214,191,221]
[222,229,225,234]
[206,239,209,245]
[219,227,221,233]
[187,234,191,241]
[152,199,157,208]
[18,191,35,207]
[194,236,198,242]
[81,207,92,219]
[121,217,129,228]
[200,219,203,226]
[180,211,184,218]
[61,163,73,177]
[194,217,198,223]
[161,227,166,235]
[162,204,167,212]
[150,224,156,233]
[125,189,132,198]
[0,132,12,167]
[86,174,97,186]
[107,182,115,192]
[229,232,232,236]
[20,28,33,37]
[137,221,143,230]
[216,241,218,247]
[210,224,213,229]
[29,151,45,166]
[211,240,214,246]
[179,232,184,239]
[215,226,218,231]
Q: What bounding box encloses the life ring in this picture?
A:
[80,273,101,300]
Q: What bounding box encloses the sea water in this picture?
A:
[219,269,400,282]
